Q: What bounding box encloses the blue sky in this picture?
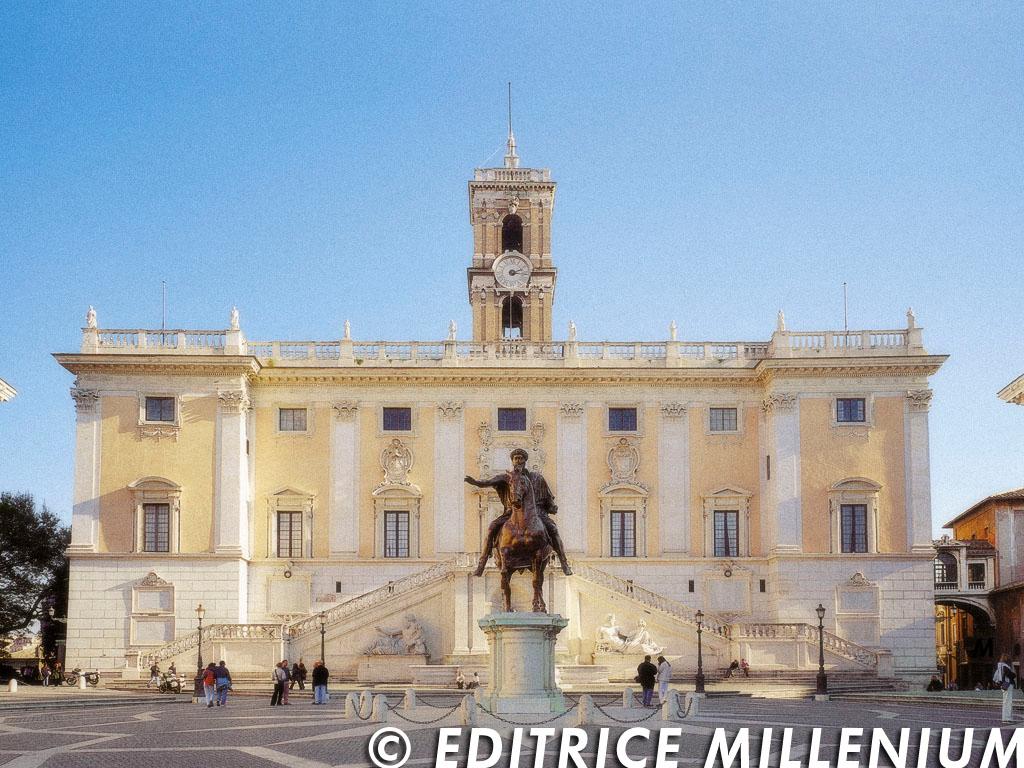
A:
[1,2,1022,533]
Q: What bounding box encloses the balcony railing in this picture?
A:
[78,324,926,368]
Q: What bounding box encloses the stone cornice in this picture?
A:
[53,354,261,378]
[755,355,947,383]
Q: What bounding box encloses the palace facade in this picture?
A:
[55,137,946,683]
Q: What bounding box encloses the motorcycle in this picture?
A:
[157,672,183,693]
[64,668,100,687]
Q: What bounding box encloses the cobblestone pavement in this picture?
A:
[0,693,1017,768]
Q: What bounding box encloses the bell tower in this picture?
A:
[468,103,556,343]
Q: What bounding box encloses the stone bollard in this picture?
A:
[473,686,483,704]
[460,694,477,726]
[403,689,416,711]
[7,679,17,693]
[622,687,634,708]
[78,675,88,690]
[661,690,679,721]
[684,692,703,718]
[576,694,594,725]
[344,692,360,719]
[371,694,389,723]
[359,689,374,718]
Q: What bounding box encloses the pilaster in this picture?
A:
[556,402,587,553]
[434,401,465,553]
[658,402,690,554]
[214,389,250,557]
[330,401,361,557]
[453,571,471,655]
[69,387,101,553]
[905,390,935,552]
[764,393,802,553]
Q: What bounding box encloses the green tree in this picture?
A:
[0,493,69,635]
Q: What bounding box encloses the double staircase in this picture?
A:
[139,555,887,681]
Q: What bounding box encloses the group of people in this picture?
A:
[200,661,233,707]
[929,654,1018,723]
[454,669,480,690]
[40,661,63,685]
[725,658,751,678]
[271,659,330,705]
[635,655,673,707]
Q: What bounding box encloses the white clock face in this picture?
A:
[495,253,531,290]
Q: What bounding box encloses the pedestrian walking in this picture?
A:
[271,661,287,706]
[42,664,51,687]
[281,659,291,704]
[291,660,307,690]
[656,655,672,704]
[53,661,63,685]
[637,655,658,707]
[215,660,232,707]
[725,659,739,679]
[202,663,217,707]
[148,662,160,688]
[994,654,1017,723]
[311,660,330,704]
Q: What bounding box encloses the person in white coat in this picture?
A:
[993,654,1017,723]
[656,655,672,704]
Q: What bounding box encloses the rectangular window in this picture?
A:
[840,504,868,553]
[335,581,342,593]
[143,503,170,552]
[836,398,866,423]
[384,511,410,558]
[497,407,527,431]
[277,511,303,558]
[610,510,636,557]
[968,562,986,586]
[713,510,739,557]
[382,407,412,432]
[145,397,175,423]
[687,580,695,593]
[709,407,738,432]
[608,407,638,432]
[279,408,308,432]
[759,579,766,593]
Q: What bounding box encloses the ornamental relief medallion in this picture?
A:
[380,438,413,485]
[607,437,641,485]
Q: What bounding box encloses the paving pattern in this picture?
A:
[0,692,1016,768]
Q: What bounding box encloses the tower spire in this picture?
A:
[504,82,519,169]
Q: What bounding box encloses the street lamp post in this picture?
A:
[193,603,206,699]
[815,603,828,696]
[319,612,326,662]
[695,609,706,694]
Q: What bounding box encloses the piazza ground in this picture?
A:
[0,692,1017,768]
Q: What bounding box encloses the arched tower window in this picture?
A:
[502,296,523,339]
[501,214,523,253]
[934,552,958,586]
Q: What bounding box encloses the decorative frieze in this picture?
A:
[71,387,100,413]
[332,401,359,421]
[762,392,797,413]
[660,402,687,418]
[559,402,584,418]
[437,401,463,419]
[906,390,933,412]
[137,425,179,442]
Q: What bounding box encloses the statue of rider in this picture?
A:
[464,448,573,577]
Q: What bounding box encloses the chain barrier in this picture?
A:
[390,703,463,725]
[475,698,579,726]
[417,694,464,709]
[592,700,662,724]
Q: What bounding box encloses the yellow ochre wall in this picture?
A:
[97,395,216,553]
[799,396,907,553]
[953,507,996,547]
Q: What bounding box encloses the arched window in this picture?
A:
[934,552,958,586]
[501,214,523,253]
[501,296,523,338]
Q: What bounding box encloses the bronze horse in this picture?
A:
[494,471,553,613]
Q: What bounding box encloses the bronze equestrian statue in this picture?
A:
[464,448,572,612]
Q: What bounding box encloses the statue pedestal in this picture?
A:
[478,612,568,714]
[357,654,428,684]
